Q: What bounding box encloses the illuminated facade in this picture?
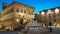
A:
[36,7,60,27]
[0,2,34,30]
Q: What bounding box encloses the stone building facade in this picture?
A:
[0,2,34,30]
[36,7,60,27]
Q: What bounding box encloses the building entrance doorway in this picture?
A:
[49,22,52,32]
[49,22,52,26]
[20,18,23,25]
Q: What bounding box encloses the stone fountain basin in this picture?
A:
[21,26,50,34]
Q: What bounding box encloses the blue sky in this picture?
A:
[0,0,60,13]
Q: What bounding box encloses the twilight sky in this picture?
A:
[0,0,60,13]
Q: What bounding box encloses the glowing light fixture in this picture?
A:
[48,10,51,14]
[48,10,51,11]
[16,19,19,22]
[41,11,44,15]
[57,24,60,27]
[54,23,56,26]
[55,8,59,14]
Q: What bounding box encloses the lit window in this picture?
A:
[41,11,44,15]
[54,23,56,26]
[57,24,60,27]
[55,8,59,14]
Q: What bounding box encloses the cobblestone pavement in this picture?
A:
[44,27,60,34]
[0,27,60,34]
[20,27,60,34]
[0,30,19,34]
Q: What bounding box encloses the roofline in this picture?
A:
[2,1,35,11]
[7,1,35,9]
[39,6,60,13]
[13,1,35,9]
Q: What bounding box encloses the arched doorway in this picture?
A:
[49,22,51,26]
[49,22,52,26]
[49,22,52,32]
[20,18,23,25]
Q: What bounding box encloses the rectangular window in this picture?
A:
[24,10,26,13]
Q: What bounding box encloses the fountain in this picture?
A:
[18,18,50,34]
